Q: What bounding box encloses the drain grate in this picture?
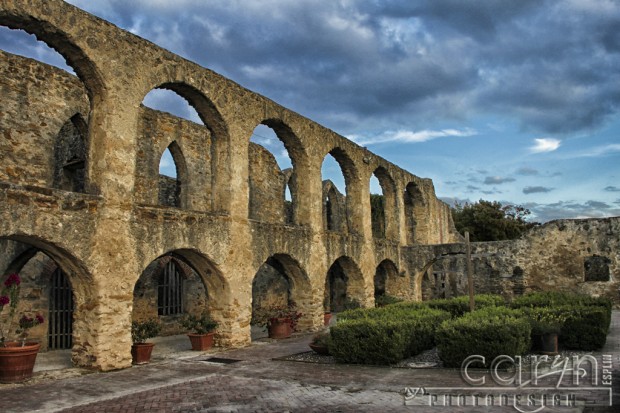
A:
[199,357,242,364]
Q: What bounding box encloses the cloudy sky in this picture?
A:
[1,0,620,222]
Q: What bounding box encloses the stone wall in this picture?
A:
[0,0,460,370]
[406,217,620,305]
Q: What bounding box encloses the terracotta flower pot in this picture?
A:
[131,342,155,364]
[0,342,41,383]
[267,317,292,339]
[323,312,332,326]
[187,332,215,351]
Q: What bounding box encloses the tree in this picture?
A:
[451,200,539,242]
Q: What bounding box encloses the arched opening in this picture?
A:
[369,174,385,238]
[133,252,220,337]
[0,24,96,191]
[374,259,405,301]
[0,236,92,366]
[250,254,312,339]
[321,148,361,234]
[404,182,426,244]
[157,142,188,208]
[53,114,88,193]
[371,167,398,240]
[323,181,345,231]
[248,121,304,225]
[139,82,230,212]
[324,256,365,312]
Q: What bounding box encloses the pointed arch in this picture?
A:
[158,141,189,208]
[53,113,88,193]
[371,167,398,239]
[404,181,427,244]
[321,147,362,234]
[248,119,307,225]
[142,81,230,212]
[322,180,345,231]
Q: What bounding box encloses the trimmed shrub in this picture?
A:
[426,294,505,317]
[330,319,408,364]
[375,295,404,307]
[436,306,531,368]
[330,306,450,364]
[560,305,610,350]
[511,291,612,350]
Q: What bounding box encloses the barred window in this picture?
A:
[158,260,183,315]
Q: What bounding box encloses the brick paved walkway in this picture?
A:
[1,312,618,413]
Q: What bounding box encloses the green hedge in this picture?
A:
[329,319,409,364]
[436,306,531,368]
[426,294,506,317]
[511,291,612,350]
[330,307,450,364]
[561,305,610,350]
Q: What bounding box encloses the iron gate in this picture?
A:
[48,268,73,349]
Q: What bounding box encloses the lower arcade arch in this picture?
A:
[133,249,229,337]
[0,236,92,363]
[324,256,365,313]
[373,259,406,301]
[250,254,313,339]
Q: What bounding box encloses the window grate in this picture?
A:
[158,260,183,315]
[48,268,73,350]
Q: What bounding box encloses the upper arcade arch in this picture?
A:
[320,147,363,235]
[0,8,104,103]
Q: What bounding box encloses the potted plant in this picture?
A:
[131,319,161,364]
[0,273,45,383]
[252,302,302,339]
[309,331,331,355]
[526,307,567,355]
[180,311,218,351]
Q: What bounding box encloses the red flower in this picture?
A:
[4,273,20,287]
[0,295,8,306]
[36,314,44,324]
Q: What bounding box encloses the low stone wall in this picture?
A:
[406,217,620,305]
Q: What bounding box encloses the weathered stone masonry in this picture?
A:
[406,218,620,305]
[0,0,460,370]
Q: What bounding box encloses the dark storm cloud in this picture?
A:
[4,0,619,138]
[523,186,553,195]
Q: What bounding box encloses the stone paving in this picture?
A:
[1,312,619,413]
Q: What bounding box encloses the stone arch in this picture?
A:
[404,181,428,244]
[53,113,88,193]
[0,234,94,366]
[374,259,406,299]
[324,256,365,312]
[247,119,307,225]
[0,10,104,104]
[133,248,230,340]
[251,253,313,336]
[158,141,189,208]
[322,180,345,232]
[321,147,363,234]
[142,82,230,212]
[370,167,398,240]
